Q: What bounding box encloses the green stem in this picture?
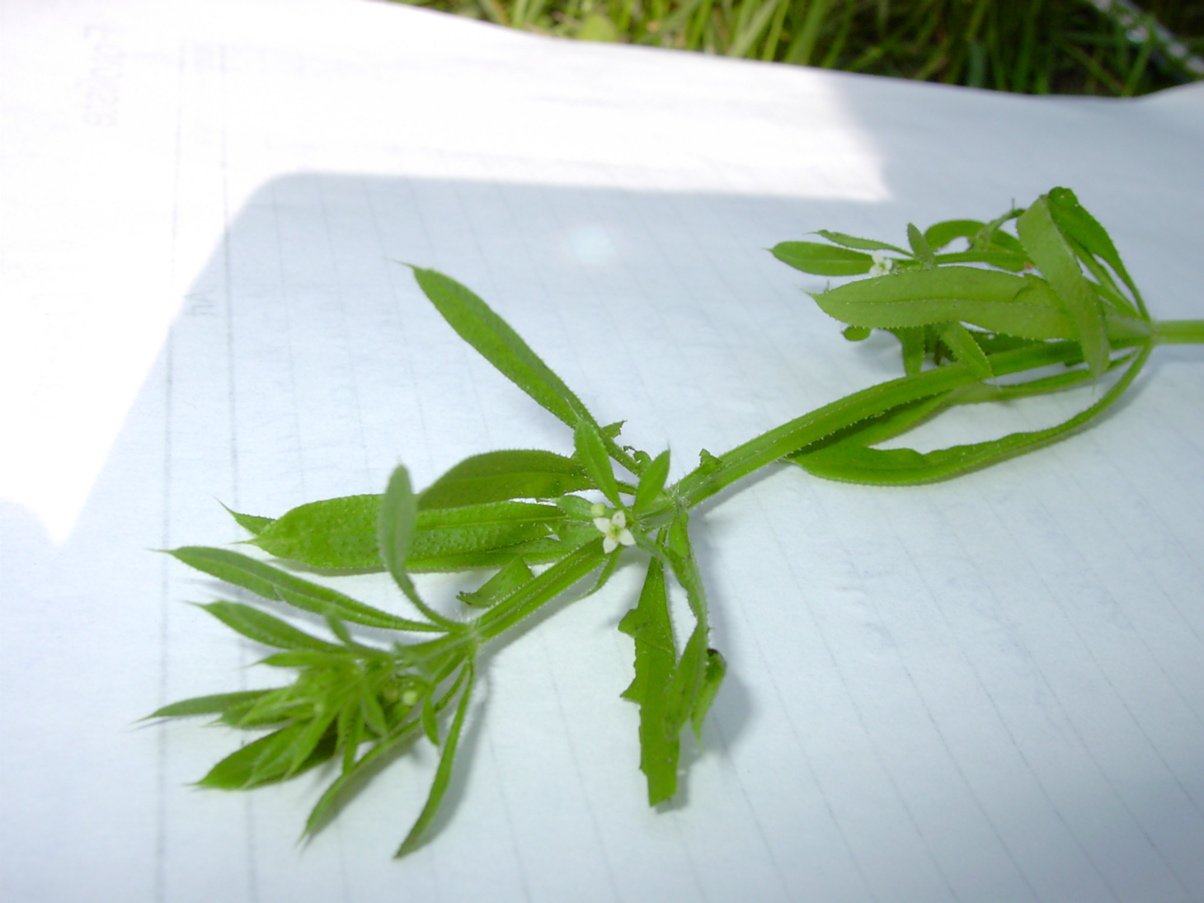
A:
[1151,319,1204,345]
[474,540,607,642]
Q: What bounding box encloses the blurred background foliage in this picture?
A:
[390,0,1204,95]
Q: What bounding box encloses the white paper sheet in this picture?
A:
[2,1,1203,900]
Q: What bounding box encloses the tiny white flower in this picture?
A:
[593,508,635,554]
[869,251,896,276]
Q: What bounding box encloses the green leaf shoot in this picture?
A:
[153,188,1202,860]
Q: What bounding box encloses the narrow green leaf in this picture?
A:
[338,705,366,772]
[198,723,336,790]
[932,249,1027,271]
[633,449,671,516]
[618,559,679,805]
[396,667,476,857]
[1047,186,1142,308]
[360,687,390,737]
[690,649,727,743]
[574,419,621,506]
[815,229,909,255]
[1017,197,1109,377]
[252,493,565,573]
[554,494,595,520]
[811,266,1075,340]
[892,327,927,377]
[279,708,342,779]
[907,223,936,267]
[259,650,343,669]
[148,690,272,720]
[324,615,356,648]
[457,556,533,608]
[420,694,440,747]
[972,208,1024,250]
[305,718,426,837]
[379,466,458,631]
[378,466,417,592]
[233,685,311,727]
[419,450,591,509]
[168,546,437,632]
[410,267,594,429]
[251,494,382,570]
[665,624,710,735]
[939,322,994,379]
[923,219,984,251]
[221,504,273,536]
[770,240,871,276]
[198,601,346,653]
[412,501,564,566]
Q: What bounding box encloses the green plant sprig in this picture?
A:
[150,187,1203,856]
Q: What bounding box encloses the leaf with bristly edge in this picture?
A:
[410,266,596,430]
[618,557,679,805]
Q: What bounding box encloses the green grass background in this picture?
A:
[391,0,1203,96]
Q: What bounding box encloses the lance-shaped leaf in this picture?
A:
[148,689,272,721]
[249,494,387,570]
[396,665,476,857]
[633,449,671,516]
[379,466,457,630]
[618,557,679,805]
[907,223,936,267]
[410,266,595,429]
[304,713,427,838]
[924,218,984,251]
[222,504,273,536]
[412,502,565,567]
[691,649,727,743]
[168,546,438,632]
[939,322,993,379]
[932,249,1027,271]
[770,241,873,276]
[457,556,534,608]
[1017,196,1109,378]
[378,466,417,590]
[816,229,909,254]
[419,449,591,509]
[249,494,567,572]
[197,601,346,653]
[1047,186,1143,312]
[811,266,1075,340]
[574,419,622,506]
[199,721,337,790]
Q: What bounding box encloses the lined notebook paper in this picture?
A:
[2,1,1202,900]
